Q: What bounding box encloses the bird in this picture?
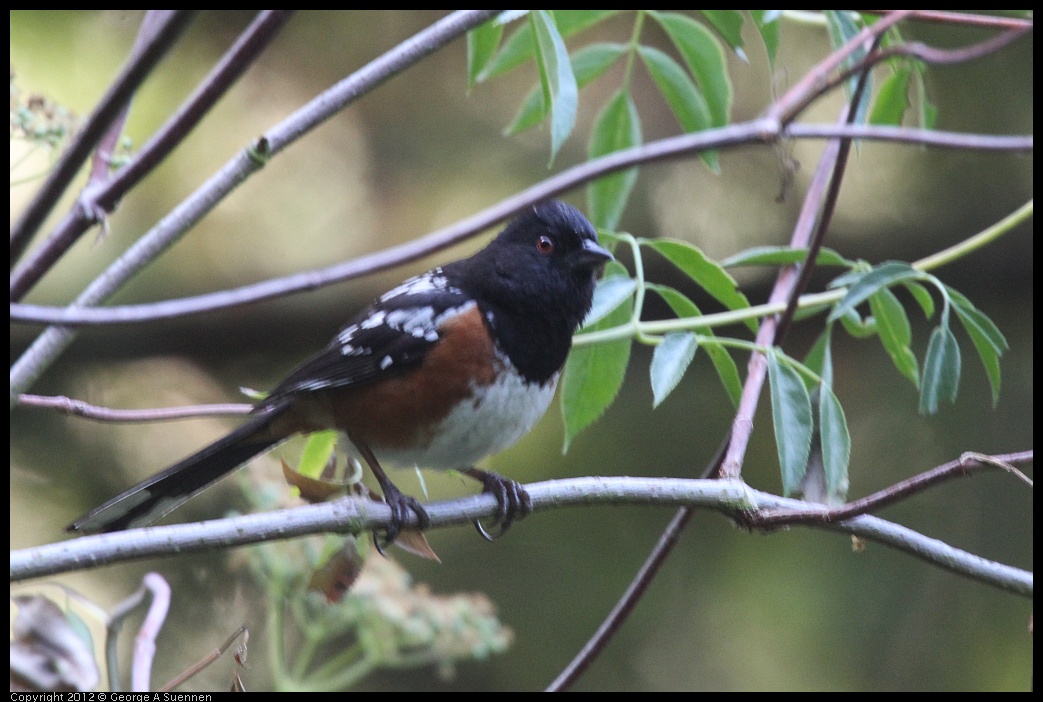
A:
[68,200,613,545]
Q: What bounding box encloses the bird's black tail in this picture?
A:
[67,406,290,534]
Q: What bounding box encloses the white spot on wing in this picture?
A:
[380,270,459,302]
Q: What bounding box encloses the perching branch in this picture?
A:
[10,476,1032,597]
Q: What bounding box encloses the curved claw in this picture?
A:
[373,490,429,555]
[466,468,532,541]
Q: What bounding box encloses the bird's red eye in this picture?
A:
[537,235,554,255]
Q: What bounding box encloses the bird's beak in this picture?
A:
[577,238,614,269]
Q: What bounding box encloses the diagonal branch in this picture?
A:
[10,11,295,301]
[9,11,503,404]
[9,11,195,262]
[9,123,1032,328]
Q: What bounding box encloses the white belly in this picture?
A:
[373,366,558,470]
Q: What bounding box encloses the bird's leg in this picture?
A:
[353,439,430,552]
[463,467,533,541]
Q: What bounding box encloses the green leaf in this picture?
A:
[506,42,627,135]
[530,10,578,163]
[767,349,814,496]
[651,332,699,408]
[828,261,923,323]
[721,245,853,268]
[582,274,637,329]
[570,42,628,84]
[919,325,961,415]
[298,430,339,479]
[869,288,919,387]
[869,67,911,126]
[946,287,1008,352]
[647,283,742,407]
[802,327,832,388]
[645,239,755,332]
[750,11,781,68]
[902,280,936,319]
[954,309,1003,406]
[824,10,872,124]
[562,290,632,452]
[479,10,618,81]
[819,383,851,502]
[467,20,503,90]
[638,46,712,134]
[649,11,732,128]
[587,89,641,229]
[699,10,747,61]
[948,290,1007,406]
[553,10,620,35]
[837,307,876,339]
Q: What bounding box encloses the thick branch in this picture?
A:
[11,477,1031,597]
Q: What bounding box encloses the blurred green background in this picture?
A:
[10,11,1032,691]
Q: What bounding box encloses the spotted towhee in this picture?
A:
[68,200,612,543]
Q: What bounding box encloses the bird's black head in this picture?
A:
[448,200,613,382]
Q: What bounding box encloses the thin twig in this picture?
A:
[9,123,1031,328]
[16,394,252,422]
[556,40,882,689]
[158,625,248,692]
[10,11,295,301]
[9,11,502,404]
[546,507,693,691]
[858,9,1033,30]
[9,11,194,263]
[105,573,171,693]
[745,450,1033,527]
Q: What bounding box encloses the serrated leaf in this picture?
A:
[819,383,851,502]
[650,11,732,128]
[587,89,640,229]
[902,280,936,319]
[582,274,637,329]
[651,332,699,408]
[699,10,747,61]
[767,349,814,496]
[480,10,618,81]
[919,325,961,415]
[506,43,627,135]
[869,67,911,126]
[869,288,920,387]
[531,10,578,163]
[646,239,755,332]
[638,46,712,135]
[828,261,923,323]
[646,283,741,407]
[467,20,503,90]
[721,245,853,268]
[562,293,632,452]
